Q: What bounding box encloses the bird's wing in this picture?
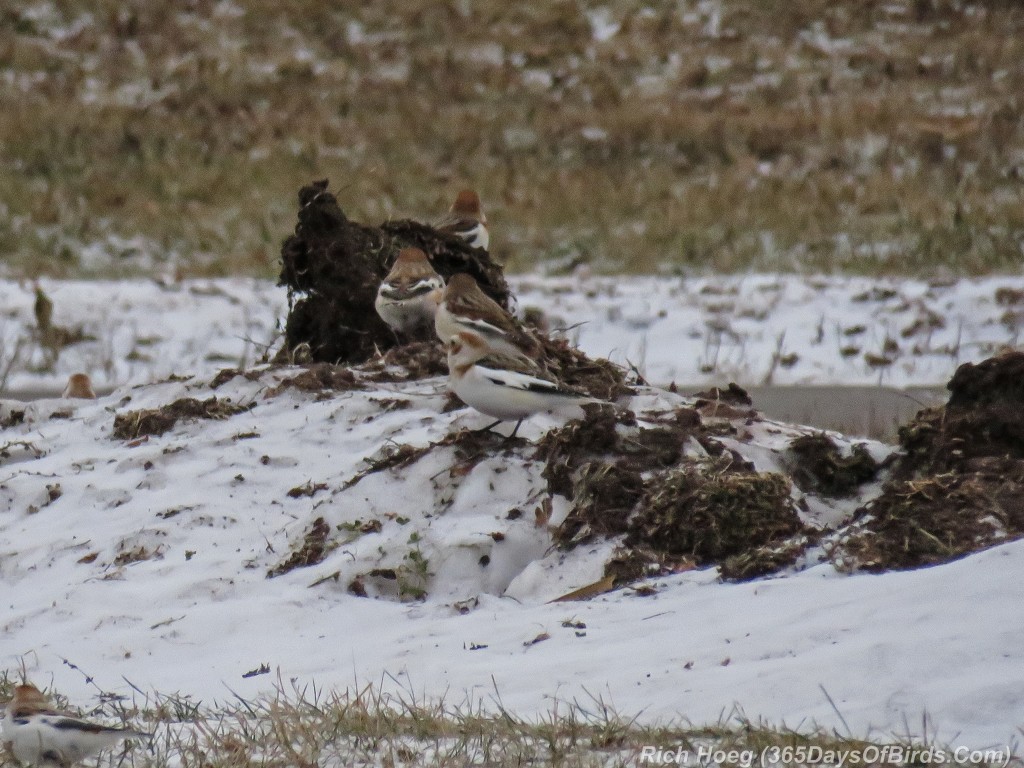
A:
[433,212,479,234]
[473,357,581,397]
[49,716,110,733]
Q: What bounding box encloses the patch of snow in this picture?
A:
[0,367,1019,746]
[6,274,1024,396]
[585,7,620,43]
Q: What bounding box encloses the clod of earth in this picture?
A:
[209,368,263,389]
[719,535,818,582]
[839,351,1024,570]
[113,397,255,440]
[787,433,880,497]
[537,400,806,583]
[276,180,631,399]
[267,517,332,578]
[359,341,448,383]
[264,363,360,396]
[626,461,804,565]
[277,179,510,366]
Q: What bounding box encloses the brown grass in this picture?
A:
[2,673,1003,768]
[4,0,1024,277]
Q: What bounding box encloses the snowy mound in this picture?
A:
[3,359,1023,745]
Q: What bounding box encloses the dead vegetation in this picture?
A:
[0,676,971,768]
[6,2,1024,279]
[112,397,254,440]
[838,351,1024,570]
[627,462,804,565]
[537,401,808,583]
[359,341,448,383]
[267,517,332,578]
[263,363,360,396]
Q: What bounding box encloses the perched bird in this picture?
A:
[2,684,149,767]
[375,248,446,335]
[446,330,596,437]
[62,373,96,400]
[434,189,489,251]
[435,273,540,366]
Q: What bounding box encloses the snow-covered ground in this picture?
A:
[1,275,1023,750]
[3,273,1024,394]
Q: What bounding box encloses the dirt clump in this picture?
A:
[719,534,817,581]
[265,363,360,397]
[278,180,510,366]
[113,397,254,440]
[626,460,804,565]
[539,337,634,401]
[839,466,1024,571]
[209,368,263,389]
[267,517,332,577]
[691,382,757,420]
[897,352,1024,476]
[537,401,805,582]
[360,341,448,383]
[787,433,880,497]
[276,180,631,399]
[839,352,1024,570]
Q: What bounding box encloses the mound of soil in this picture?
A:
[276,180,631,399]
[838,352,1024,570]
[278,180,510,365]
[627,462,802,563]
[537,403,807,582]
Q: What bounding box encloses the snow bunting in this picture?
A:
[435,273,540,365]
[434,189,489,251]
[2,684,150,767]
[447,330,596,436]
[62,373,96,400]
[375,247,446,335]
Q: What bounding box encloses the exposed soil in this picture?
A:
[536,401,807,582]
[278,180,510,365]
[787,433,881,497]
[264,363,360,396]
[838,351,1024,570]
[112,397,254,440]
[277,180,631,399]
[626,460,804,565]
[267,517,332,578]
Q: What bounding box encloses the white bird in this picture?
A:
[2,684,149,767]
[446,330,597,437]
[374,247,445,335]
[434,189,489,251]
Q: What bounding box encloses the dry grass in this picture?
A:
[2,673,1009,768]
[3,0,1024,277]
